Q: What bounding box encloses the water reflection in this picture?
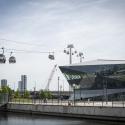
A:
[0,112,124,125]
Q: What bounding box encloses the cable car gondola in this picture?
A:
[48,53,55,60]
[0,48,6,63]
[9,52,16,63]
[0,54,6,63]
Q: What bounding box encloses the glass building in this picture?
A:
[59,59,125,101]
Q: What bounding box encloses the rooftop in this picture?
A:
[64,59,125,67]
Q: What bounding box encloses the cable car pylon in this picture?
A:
[45,64,57,91]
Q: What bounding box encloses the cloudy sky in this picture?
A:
[0,0,125,91]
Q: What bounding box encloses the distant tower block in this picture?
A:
[20,75,27,92]
[21,75,27,92]
[18,81,22,92]
[1,79,7,87]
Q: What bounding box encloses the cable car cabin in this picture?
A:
[64,50,66,53]
[48,54,55,60]
[0,54,6,63]
[9,56,16,63]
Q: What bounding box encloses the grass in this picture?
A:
[12,98,33,103]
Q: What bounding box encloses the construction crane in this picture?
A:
[45,64,57,91]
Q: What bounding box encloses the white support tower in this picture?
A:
[45,64,57,91]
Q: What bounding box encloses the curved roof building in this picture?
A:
[59,59,125,100]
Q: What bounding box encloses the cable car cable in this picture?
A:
[0,38,46,47]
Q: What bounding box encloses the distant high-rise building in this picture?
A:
[18,75,27,92]
[18,81,22,92]
[21,75,27,91]
[1,79,7,87]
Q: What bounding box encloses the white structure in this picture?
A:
[18,75,27,92]
[1,79,7,87]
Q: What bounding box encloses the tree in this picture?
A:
[39,90,52,99]
[0,88,2,93]
[39,90,46,99]
[6,86,13,95]
[1,86,8,93]
[0,86,13,95]
[46,91,52,99]
[24,91,30,98]
[14,90,20,98]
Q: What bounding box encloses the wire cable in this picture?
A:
[0,38,46,47]
[0,47,54,54]
[6,48,54,54]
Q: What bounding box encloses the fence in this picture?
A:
[8,97,125,108]
[0,93,8,105]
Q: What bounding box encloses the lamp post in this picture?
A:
[33,86,36,104]
[73,84,76,106]
[58,76,60,104]
[105,78,108,104]
[102,68,108,104]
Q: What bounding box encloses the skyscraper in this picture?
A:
[18,75,27,92]
[18,81,22,92]
[1,79,7,87]
[21,75,27,92]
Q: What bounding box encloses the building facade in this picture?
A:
[1,79,7,87]
[21,75,27,91]
[18,75,27,92]
[59,59,125,101]
[18,81,22,92]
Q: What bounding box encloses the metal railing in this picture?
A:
[8,98,125,108]
[0,93,8,106]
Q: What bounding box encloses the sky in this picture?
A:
[0,0,125,91]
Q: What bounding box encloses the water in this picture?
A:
[0,112,124,125]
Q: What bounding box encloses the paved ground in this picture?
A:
[9,100,125,108]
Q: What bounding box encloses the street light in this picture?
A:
[102,68,108,104]
[104,77,108,104]
[58,76,60,104]
[73,84,76,106]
